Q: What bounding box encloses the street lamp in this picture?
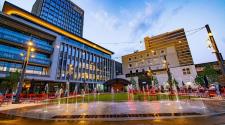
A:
[147,69,154,85]
[66,64,73,97]
[15,40,35,103]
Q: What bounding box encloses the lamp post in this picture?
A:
[147,69,153,86]
[66,64,73,97]
[15,40,35,103]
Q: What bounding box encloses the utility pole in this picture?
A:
[205,24,225,75]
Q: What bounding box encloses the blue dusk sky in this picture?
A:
[1,0,225,64]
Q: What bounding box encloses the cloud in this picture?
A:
[76,0,225,63]
[76,0,167,62]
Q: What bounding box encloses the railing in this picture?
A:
[0,30,53,53]
[0,51,51,66]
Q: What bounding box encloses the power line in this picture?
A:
[98,26,205,45]
[186,26,205,33]
[186,27,205,36]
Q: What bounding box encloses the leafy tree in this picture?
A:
[195,75,205,86]
[172,78,179,86]
[152,76,159,86]
[0,71,20,93]
[138,74,152,86]
[202,65,218,83]
[130,77,137,89]
[167,69,173,91]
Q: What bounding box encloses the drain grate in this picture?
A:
[52,112,201,119]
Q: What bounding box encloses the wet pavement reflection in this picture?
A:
[0,114,225,125]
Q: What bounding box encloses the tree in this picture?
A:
[172,78,179,86]
[152,76,159,86]
[195,75,205,86]
[138,74,152,87]
[0,71,20,93]
[167,69,173,91]
[202,65,219,83]
[130,77,137,89]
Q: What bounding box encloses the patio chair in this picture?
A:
[3,94,13,104]
[0,95,4,106]
[19,93,27,103]
[208,90,216,97]
[29,94,37,103]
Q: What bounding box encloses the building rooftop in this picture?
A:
[2,1,114,55]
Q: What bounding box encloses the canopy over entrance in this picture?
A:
[104,78,131,92]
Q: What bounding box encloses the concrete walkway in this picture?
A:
[0,103,43,111]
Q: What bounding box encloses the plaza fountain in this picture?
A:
[0,82,225,121]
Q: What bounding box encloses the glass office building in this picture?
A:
[0,25,52,76]
[32,0,84,37]
[1,2,115,92]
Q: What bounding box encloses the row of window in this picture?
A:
[45,0,83,15]
[62,36,111,59]
[128,57,165,68]
[129,67,191,76]
[57,43,114,82]
[0,27,53,52]
[42,4,82,23]
[0,44,51,66]
[0,44,49,60]
[128,50,165,61]
[0,61,48,76]
[41,15,82,36]
[42,0,83,36]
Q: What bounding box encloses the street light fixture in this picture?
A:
[15,40,35,103]
[66,64,74,97]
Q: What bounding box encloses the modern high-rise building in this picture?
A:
[122,29,197,86]
[0,2,114,92]
[32,0,84,37]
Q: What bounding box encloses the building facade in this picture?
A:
[122,29,197,86]
[115,61,123,76]
[32,0,84,37]
[0,2,115,93]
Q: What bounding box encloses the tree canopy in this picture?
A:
[0,71,20,93]
[195,64,219,85]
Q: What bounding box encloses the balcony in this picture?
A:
[0,51,51,66]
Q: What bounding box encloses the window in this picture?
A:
[183,68,191,75]
[129,58,131,61]
[153,51,157,56]
[136,70,138,73]
[129,64,132,68]
[186,68,191,74]
[147,54,149,57]
[161,50,165,54]
[142,69,145,72]
[130,71,132,74]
